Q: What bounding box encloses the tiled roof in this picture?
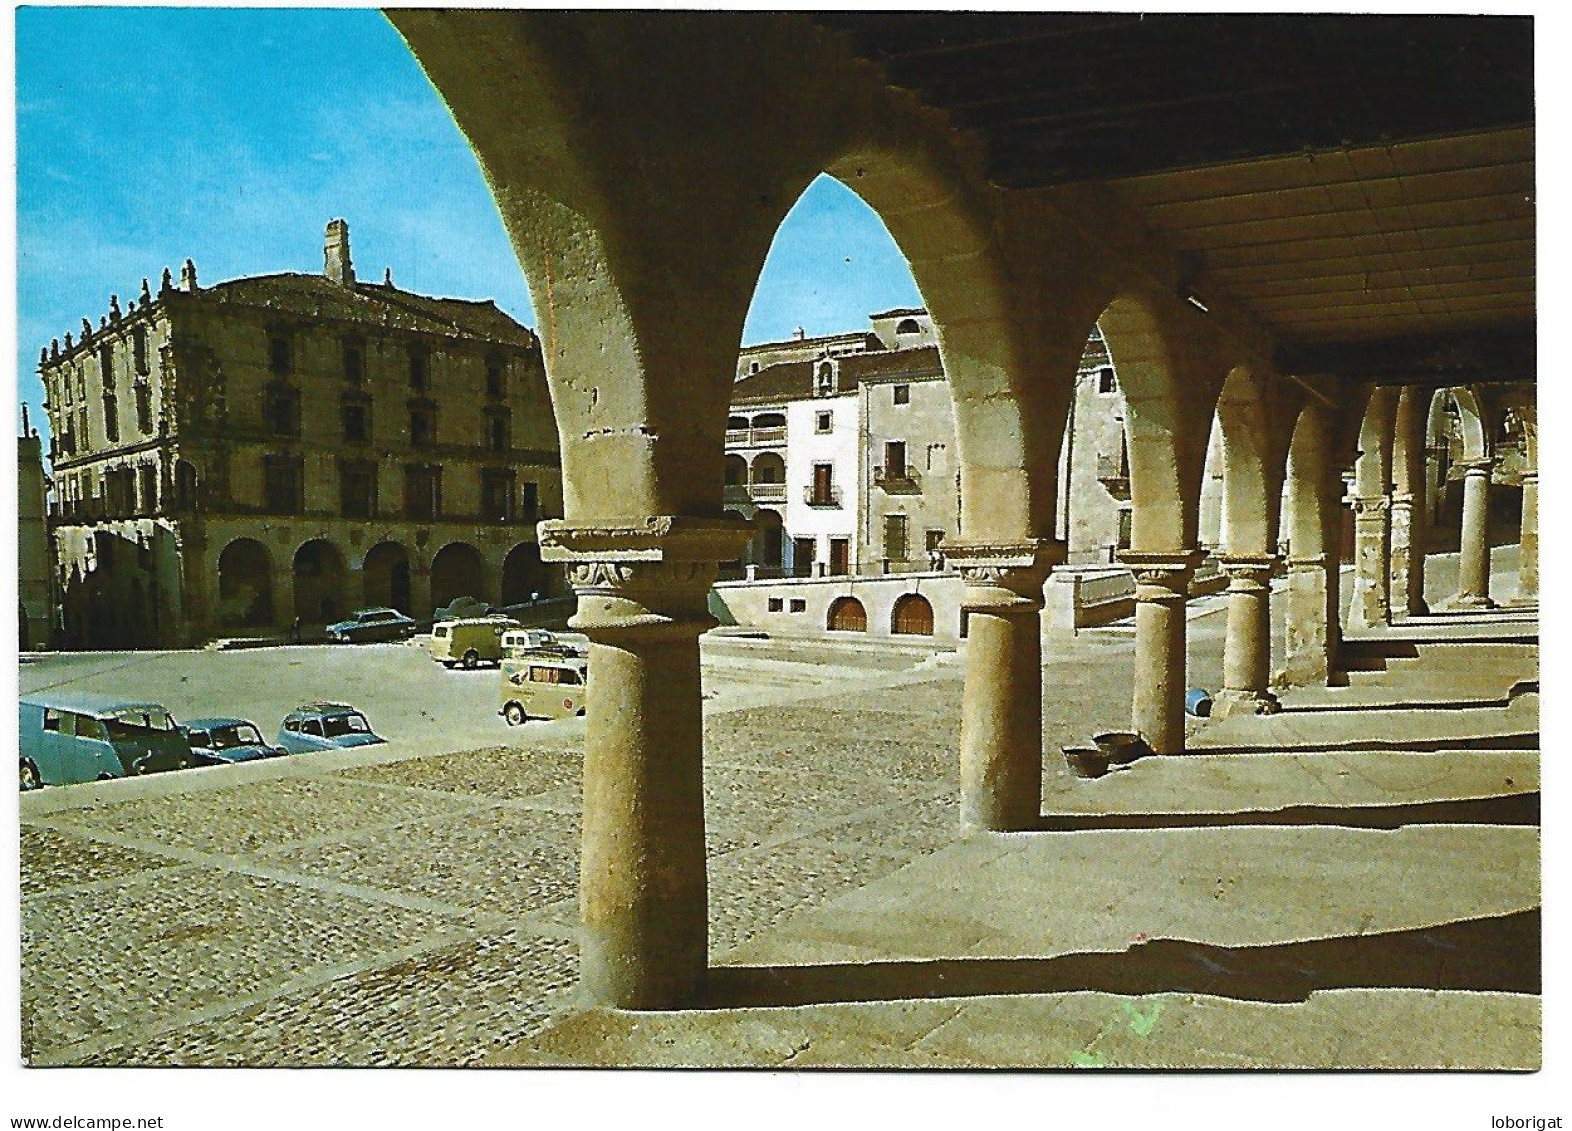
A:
[731,345,943,404]
[200,274,535,345]
[868,306,928,319]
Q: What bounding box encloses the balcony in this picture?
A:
[1096,452,1131,499]
[724,425,788,448]
[803,485,842,508]
[873,465,922,494]
[750,481,787,503]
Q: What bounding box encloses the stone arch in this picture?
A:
[723,454,747,487]
[1096,294,1222,551]
[431,542,487,609]
[501,542,551,605]
[750,451,785,485]
[292,539,346,624]
[1449,386,1492,459]
[1354,386,1400,498]
[751,508,784,570]
[827,595,867,632]
[891,593,934,636]
[1214,365,1291,557]
[218,537,274,627]
[363,541,413,614]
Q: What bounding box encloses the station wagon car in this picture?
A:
[276,703,386,753]
[20,694,194,788]
[326,608,417,644]
[181,717,286,764]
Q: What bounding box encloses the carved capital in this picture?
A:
[539,516,752,638]
[1285,552,1330,573]
[1388,492,1415,511]
[1350,494,1391,518]
[947,538,1062,613]
[1119,549,1205,602]
[1217,554,1277,592]
[1457,456,1497,476]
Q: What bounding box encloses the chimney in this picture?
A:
[325,219,354,285]
[180,259,198,292]
[22,404,31,437]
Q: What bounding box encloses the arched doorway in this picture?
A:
[827,595,867,632]
[218,537,274,627]
[363,541,412,613]
[501,542,549,605]
[293,539,346,624]
[431,541,486,610]
[753,508,784,572]
[891,593,934,635]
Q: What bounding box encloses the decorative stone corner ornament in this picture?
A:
[1118,549,1206,603]
[538,515,753,636]
[946,538,1063,613]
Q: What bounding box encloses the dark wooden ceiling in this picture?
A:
[815,13,1533,188]
[816,12,1535,374]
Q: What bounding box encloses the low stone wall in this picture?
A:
[711,571,965,643]
[1045,559,1230,636]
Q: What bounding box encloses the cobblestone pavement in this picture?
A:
[18,548,1528,1066]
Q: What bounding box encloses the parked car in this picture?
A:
[499,654,589,725]
[326,608,417,644]
[429,617,518,669]
[20,694,194,789]
[433,596,494,623]
[180,717,286,765]
[277,704,386,753]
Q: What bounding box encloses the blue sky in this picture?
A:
[13,8,923,459]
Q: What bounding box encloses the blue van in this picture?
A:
[19,694,195,789]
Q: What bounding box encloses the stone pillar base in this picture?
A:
[1444,593,1497,611]
[1210,688,1281,719]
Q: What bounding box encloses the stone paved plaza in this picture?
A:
[17,549,1538,1068]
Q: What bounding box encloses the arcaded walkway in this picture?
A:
[19,550,1535,1067]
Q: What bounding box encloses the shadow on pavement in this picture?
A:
[1030,791,1539,832]
[704,910,1539,1009]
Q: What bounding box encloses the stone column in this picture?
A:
[1118,550,1203,755]
[1450,457,1496,609]
[1388,491,1428,619]
[1213,555,1280,718]
[1512,471,1537,605]
[1347,494,1391,630]
[948,539,1059,831]
[539,516,750,1009]
[1280,553,1338,686]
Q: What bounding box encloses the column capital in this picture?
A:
[947,538,1063,612]
[1350,494,1391,517]
[539,516,753,636]
[1217,553,1278,589]
[1118,549,1205,601]
[1456,455,1497,475]
[1285,552,1330,572]
[1389,491,1416,509]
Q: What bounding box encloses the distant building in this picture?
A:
[38,220,562,648]
[18,406,55,650]
[725,309,958,578]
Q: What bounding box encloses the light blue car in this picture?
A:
[276,703,385,753]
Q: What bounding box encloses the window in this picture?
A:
[343,341,364,384]
[266,385,300,438]
[269,334,291,374]
[793,537,815,577]
[482,468,516,522]
[340,463,376,518]
[519,481,539,522]
[896,317,921,336]
[816,411,832,434]
[893,383,910,405]
[42,708,61,733]
[264,455,304,515]
[485,356,504,398]
[884,513,909,562]
[134,384,152,434]
[342,398,371,444]
[410,347,430,391]
[138,464,157,511]
[811,463,834,506]
[102,394,119,443]
[816,361,834,395]
[1098,367,1117,394]
[133,328,149,375]
[885,440,907,477]
[487,409,511,452]
[768,597,784,613]
[409,405,436,448]
[749,361,760,374]
[404,465,442,520]
[99,344,115,389]
[789,598,806,613]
